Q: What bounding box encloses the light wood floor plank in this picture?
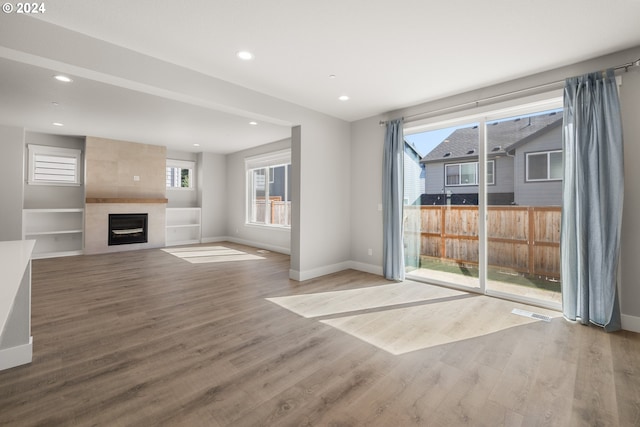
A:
[0,242,638,426]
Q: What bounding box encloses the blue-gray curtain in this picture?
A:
[383,118,405,281]
[561,69,623,332]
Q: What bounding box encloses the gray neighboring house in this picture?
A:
[420,112,563,206]
[404,141,425,205]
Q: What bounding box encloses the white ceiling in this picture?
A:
[1,0,640,153]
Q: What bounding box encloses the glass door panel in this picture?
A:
[484,110,562,306]
[404,123,480,290]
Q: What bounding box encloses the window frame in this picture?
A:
[444,160,495,187]
[166,159,195,190]
[27,144,82,186]
[525,150,563,182]
[245,149,291,229]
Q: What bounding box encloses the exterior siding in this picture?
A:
[404,150,424,205]
[514,126,563,206]
[422,125,562,206]
[425,163,445,194]
[491,156,515,194]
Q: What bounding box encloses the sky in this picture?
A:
[404,126,460,157]
[404,108,563,157]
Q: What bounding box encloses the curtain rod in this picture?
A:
[379,58,640,126]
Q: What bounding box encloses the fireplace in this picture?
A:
[108,213,148,246]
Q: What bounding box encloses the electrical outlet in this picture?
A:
[133,175,140,181]
[367,248,373,256]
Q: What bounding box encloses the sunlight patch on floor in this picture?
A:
[162,246,264,264]
[268,281,562,355]
[266,281,464,318]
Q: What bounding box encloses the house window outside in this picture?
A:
[526,150,562,182]
[245,150,291,228]
[28,144,81,185]
[166,159,195,189]
[486,160,495,185]
[445,161,494,186]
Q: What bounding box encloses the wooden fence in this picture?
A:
[404,205,561,278]
[253,200,291,226]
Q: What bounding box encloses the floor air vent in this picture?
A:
[511,308,552,322]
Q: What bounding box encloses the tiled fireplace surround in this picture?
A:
[84,137,168,255]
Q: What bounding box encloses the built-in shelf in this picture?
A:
[25,229,84,236]
[166,207,201,246]
[86,197,168,204]
[22,209,84,259]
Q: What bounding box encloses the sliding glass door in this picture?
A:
[484,110,562,306]
[404,123,480,291]
[404,101,563,308]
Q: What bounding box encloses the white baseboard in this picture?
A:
[290,261,352,281]
[200,236,228,244]
[201,236,291,255]
[289,269,301,281]
[0,337,32,371]
[348,261,383,276]
[289,260,384,282]
[622,314,640,333]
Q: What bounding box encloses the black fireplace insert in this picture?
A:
[108,213,148,246]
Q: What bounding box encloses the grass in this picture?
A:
[412,257,561,293]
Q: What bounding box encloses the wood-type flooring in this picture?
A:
[1,242,639,426]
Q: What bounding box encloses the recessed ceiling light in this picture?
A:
[52,122,64,127]
[51,101,59,106]
[237,51,254,61]
[193,143,200,147]
[54,75,73,83]
[328,74,336,79]
[338,95,350,101]
[249,121,258,126]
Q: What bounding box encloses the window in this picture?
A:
[245,150,291,227]
[526,150,562,181]
[28,144,81,185]
[166,159,195,189]
[486,160,495,185]
[445,161,494,186]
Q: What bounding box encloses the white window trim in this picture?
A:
[166,159,196,190]
[404,92,564,309]
[245,149,291,170]
[245,149,291,229]
[445,160,495,186]
[525,150,563,182]
[27,144,81,186]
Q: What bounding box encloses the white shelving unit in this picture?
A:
[166,207,201,246]
[22,209,84,259]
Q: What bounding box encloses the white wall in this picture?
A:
[349,115,385,273]
[225,138,292,254]
[293,117,352,279]
[0,125,24,241]
[350,47,640,329]
[198,152,227,241]
[290,126,301,272]
[620,66,640,322]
